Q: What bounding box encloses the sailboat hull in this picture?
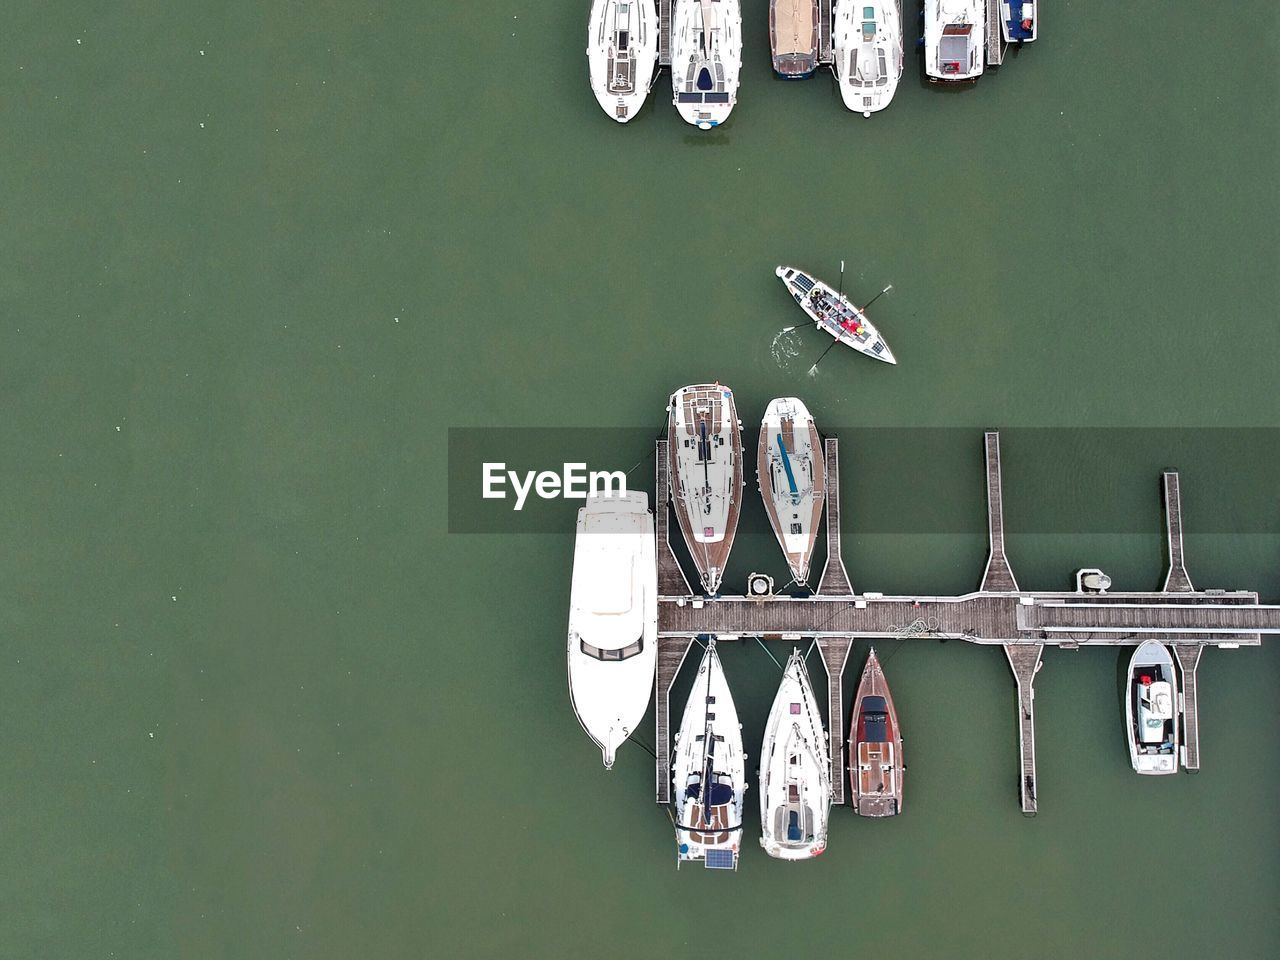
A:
[757,397,825,585]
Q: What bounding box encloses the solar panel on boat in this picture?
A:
[793,274,814,292]
[677,93,703,103]
[704,848,736,870]
[704,93,730,104]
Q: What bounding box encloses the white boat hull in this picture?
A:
[832,0,903,116]
[758,397,825,584]
[999,0,1038,43]
[924,0,985,82]
[1124,640,1181,775]
[671,0,743,128]
[775,265,897,364]
[759,650,831,860]
[566,492,658,768]
[587,0,659,123]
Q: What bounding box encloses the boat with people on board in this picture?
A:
[775,265,897,365]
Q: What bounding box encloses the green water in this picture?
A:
[2,2,1278,957]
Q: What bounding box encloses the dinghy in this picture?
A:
[587,0,659,122]
[924,0,985,83]
[668,384,744,594]
[770,0,820,78]
[757,398,825,585]
[673,640,747,869]
[1000,0,1037,43]
[833,0,904,116]
[759,649,831,859]
[775,265,897,365]
[671,0,743,129]
[566,492,658,768]
[849,647,905,816]
[1124,640,1180,775]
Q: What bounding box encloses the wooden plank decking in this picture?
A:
[1004,642,1043,815]
[817,438,854,595]
[985,0,1004,66]
[815,637,854,803]
[658,0,672,67]
[654,636,695,804]
[980,431,1019,592]
[817,0,833,64]
[1174,643,1204,772]
[1162,471,1195,593]
[655,439,693,597]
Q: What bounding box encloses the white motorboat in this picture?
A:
[758,649,831,860]
[832,0,903,116]
[924,0,985,83]
[757,397,825,585]
[1000,0,1037,43]
[671,0,743,129]
[673,640,747,869]
[775,265,897,365]
[668,384,744,594]
[587,0,659,122]
[566,491,658,768]
[1124,640,1181,775]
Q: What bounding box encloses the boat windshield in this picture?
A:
[580,636,644,661]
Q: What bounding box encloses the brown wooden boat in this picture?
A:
[667,384,743,595]
[756,397,825,585]
[848,647,905,817]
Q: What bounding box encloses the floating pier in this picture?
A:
[985,0,1005,67]
[653,431,1277,811]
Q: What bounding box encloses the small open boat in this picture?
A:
[1124,640,1180,775]
[775,265,897,365]
[668,384,744,594]
[832,0,904,116]
[759,649,831,859]
[924,0,985,83]
[673,639,747,869]
[566,492,658,768]
[849,647,905,816]
[587,0,659,122]
[757,398,825,585]
[671,0,743,129]
[1000,0,1037,43]
[770,0,820,78]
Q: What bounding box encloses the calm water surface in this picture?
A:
[1,2,1278,957]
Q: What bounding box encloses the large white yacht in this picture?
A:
[566,492,658,769]
[758,649,831,860]
[924,0,985,83]
[671,0,743,129]
[672,639,747,869]
[832,0,903,116]
[587,0,659,123]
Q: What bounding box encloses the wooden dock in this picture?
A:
[985,0,1004,67]
[657,0,672,67]
[651,430,1275,808]
[818,0,833,65]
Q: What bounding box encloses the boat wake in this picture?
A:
[770,329,802,370]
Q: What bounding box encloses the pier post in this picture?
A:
[655,439,693,597]
[817,438,854,596]
[1004,642,1043,815]
[981,432,1020,592]
[1173,644,1204,771]
[654,636,695,804]
[1161,471,1195,593]
[815,637,854,804]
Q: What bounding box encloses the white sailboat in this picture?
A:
[775,265,897,365]
[758,649,831,860]
[923,0,985,83]
[757,397,825,585]
[587,0,660,123]
[566,492,658,769]
[999,0,1037,43]
[832,0,903,117]
[671,0,743,129]
[1124,640,1181,775]
[672,640,746,869]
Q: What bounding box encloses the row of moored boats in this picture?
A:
[589,0,1039,125]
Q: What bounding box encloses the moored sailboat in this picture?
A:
[759,649,831,859]
[849,647,905,816]
[566,492,659,768]
[587,0,660,122]
[832,0,904,116]
[668,383,744,594]
[757,397,825,585]
[673,639,747,869]
[671,0,743,129]
[1124,640,1180,775]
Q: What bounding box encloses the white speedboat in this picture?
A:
[668,384,744,594]
[566,491,658,768]
[775,265,897,364]
[832,0,903,116]
[757,398,825,585]
[587,0,659,123]
[924,0,985,83]
[770,0,820,78]
[671,0,743,129]
[1124,640,1181,775]
[758,649,830,860]
[673,640,747,869]
[1000,0,1037,43]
